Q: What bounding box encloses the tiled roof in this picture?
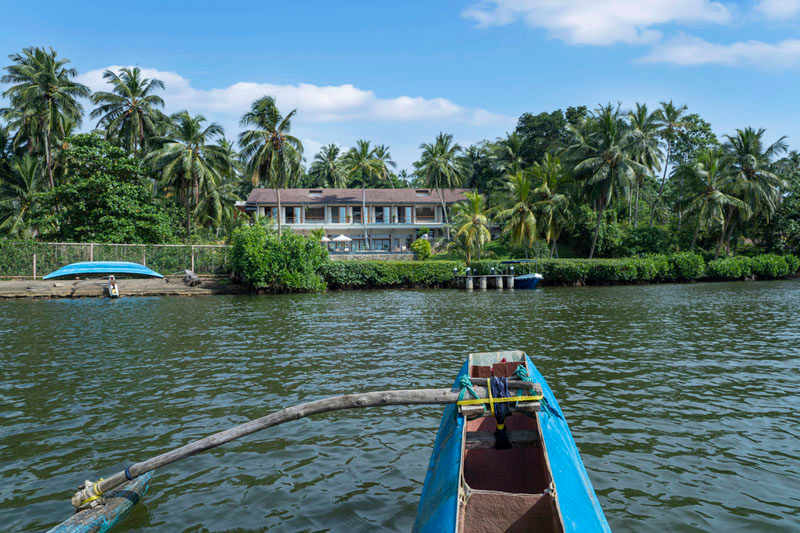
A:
[246,188,470,205]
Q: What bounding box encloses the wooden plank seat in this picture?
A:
[465,430,541,449]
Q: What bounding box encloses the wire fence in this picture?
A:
[0,241,230,278]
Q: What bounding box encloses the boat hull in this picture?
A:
[43,262,163,280]
[414,352,609,532]
[47,472,152,533]
[515,274,543,290]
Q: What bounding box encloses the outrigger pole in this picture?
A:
[71,381,541,509]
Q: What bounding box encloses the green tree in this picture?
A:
[569,104,641,258]
[676,149,744,250]
[531,153,573,257]
[238,96,303,236]
[1,47,90,190]
[39,134,178,243]
[147,111,227,239]
[0,153,44,237]
[493,131,526,176]
[650,100,688,226]
[414,132,464,240]
[494,171,537,257]
[627,103,663,227]
[451,191,491,264]
[90,67,166,155]
[308,143,345,188]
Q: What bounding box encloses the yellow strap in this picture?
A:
[80,479,104,507]
[457,394,543,406]
[486,378,494,418]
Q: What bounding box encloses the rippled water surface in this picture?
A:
[1,281,799,532]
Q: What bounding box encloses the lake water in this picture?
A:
[1,281,799,532]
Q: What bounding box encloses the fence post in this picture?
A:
[90,243,94,262]
[33,252,37,279]
[142,245,146,266]
[191,246,195,273]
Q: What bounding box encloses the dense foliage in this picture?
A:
[229,223,328,291]
[321,260,461,289]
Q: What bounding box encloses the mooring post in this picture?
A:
[508,273,514,289]
[496,275,504,289]
[479,276,487,290]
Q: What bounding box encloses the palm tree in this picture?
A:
[1,47,89,190]
[569,103,641,258]
[494,132,526,176]
[0,153,43,237]
[650,100,688,226]
[342,140,386,248]
[414,133,464,240]
[531,153,573,257]
[238,96,303,236]
[677,150,745,250]
[628,103,663,227]
[374,144,397,188]
[309,144,345,188]
[147,111,226,239]
[719,127,788,256]
[494,171,537,257]
[90,67,165,155]
[452,191,491,264]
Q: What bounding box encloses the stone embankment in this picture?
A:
[0,276,246,299]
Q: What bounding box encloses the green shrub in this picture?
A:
[751,254,790,278]
[619,226,677,256]
[410,238,431,260]
[229,224,328,292]
[321,260,460,288]
[671,252,706,280]
[706,256,754,280]
[785,254,800,274]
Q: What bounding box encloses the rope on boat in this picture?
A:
[457,376,485,415]
[72,478,105,510]
[515,364,563,420]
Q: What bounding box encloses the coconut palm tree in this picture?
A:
[0,153,43,237]
[414,133,464,240]
[147,111,226,239]
[494,171,537,257]
[452,191,491,264]
[309,144,345,188]
[718,127,788,256]
[531,153,573,257]
[677,150,745,250]
[238,96,303,236]
[569,103,642,258]
[650,100,687,226]
[374,144,397,188]
[628,103,663,227]
[89,67,165,155]
[1,47,89,190]
[494,131,526,176]
[342,140,386,248]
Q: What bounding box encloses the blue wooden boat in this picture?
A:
[501,260,544,290]
[43,261,163,280]
[47,472,152,533]
[414,351,609,532]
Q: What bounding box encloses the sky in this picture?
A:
[2,0,799,171]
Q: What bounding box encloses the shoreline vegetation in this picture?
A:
[2,47,800,295]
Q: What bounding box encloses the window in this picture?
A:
[331,206,346,223]
[284,207,301,223]
[305,206,325,221]
[397,206,411,223]
[309,189,323,198]
[352,206,362,224]
[416,189,431,197]
[415,206,435,222]
[375,206,390,224]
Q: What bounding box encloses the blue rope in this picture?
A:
[514,364,563,419]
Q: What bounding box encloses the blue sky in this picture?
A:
[2,0,799,171]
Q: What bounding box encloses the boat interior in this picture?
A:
[457,351,564,533]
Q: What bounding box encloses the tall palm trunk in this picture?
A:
[634,180,641,228]
[551,238,559,258]
[690,221,701,250]
[650,143,671,227]
[589,202,605,259]
[276,188,282,236]
[715,206,735,259]
[43,128,54,190]
[437,187,450,240]
[362,187,369,250]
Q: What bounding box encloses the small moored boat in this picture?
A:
[43,261,163,280]
[414,350,609,532]
[501,260,544,289]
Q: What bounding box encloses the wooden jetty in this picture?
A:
[454,273,515,290]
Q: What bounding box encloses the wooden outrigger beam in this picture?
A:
[71,382,540,507]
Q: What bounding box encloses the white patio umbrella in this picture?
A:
[332,234,352,242]
[320,236,331,242]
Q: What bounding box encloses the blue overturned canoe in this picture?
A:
[414,351,609,532]
[43,262,163,280]
[47,472,152,533]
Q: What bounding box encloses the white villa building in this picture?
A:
[242,188,470,252]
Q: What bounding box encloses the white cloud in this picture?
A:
[77,66,510,127]
[756,0,800,19]
[462,0,732,46]
[641,34,800,68]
